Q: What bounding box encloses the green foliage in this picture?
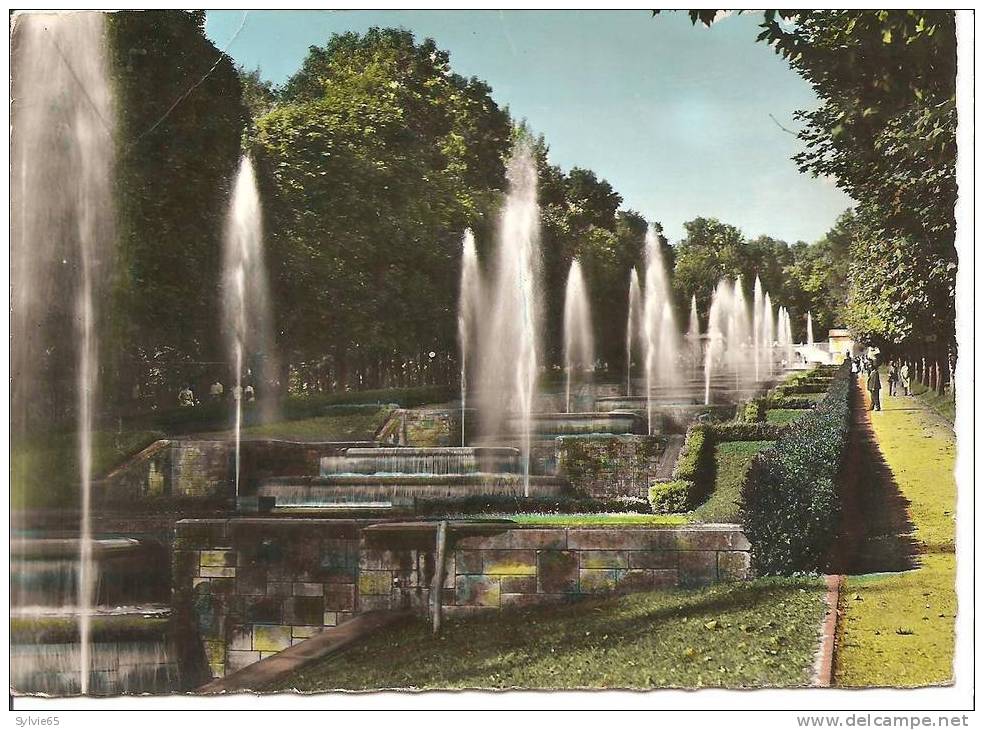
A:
[739,398,767,423]
[648,480,692,514]
[254,28,512,383]
[765,409,808,425]
[740,364,852,574]
[107,11,249,404]
[671,217,849,341]
[692,440,775,523]
[676,11,956,352]
[767,396,821,409]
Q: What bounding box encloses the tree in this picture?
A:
[108,10,249,406]
[254,28,512,390]
[671,10,957,369]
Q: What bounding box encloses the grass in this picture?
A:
[765,409,806,425]
[268,576,827,691]
[241,407,392,442]
[909,381,956,424]
[496,512,689,526]
[10,429,165,510]
[835,383,956,687]
[690,440,774,523]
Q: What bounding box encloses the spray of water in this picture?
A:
[641,225,679,433]
[478,139,541,495]
[807,311,815,347]
[625,268,643,396]
[222,156,277,498]
[11,12,117,695]
[562,259,594,413]
[687,295,700,375]
[457,230,482,445]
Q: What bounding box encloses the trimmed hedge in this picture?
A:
[648,422,784,513]
[739,398,767,423]
[648,480,691,513]
[767,395,819,410]
[739,362,852,574]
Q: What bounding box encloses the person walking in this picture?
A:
[887,361,899,396]
[900,362,912,396]
[868,362,882,411]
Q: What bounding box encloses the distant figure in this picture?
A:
[210,381,224,400]
[231,384,242,402]
[887,362,899,396]
[244,384,256,402]
[867,364,882,411]
[900,363,912,396]
[178,385,195,408]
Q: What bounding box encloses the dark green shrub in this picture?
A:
[767,395,818,410]
[706,422,784,441]
[648,480,692,513]
[739,398,767,423]
[740,363,852,574]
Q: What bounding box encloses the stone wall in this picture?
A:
[174,519,751,678]
[99,439,371,504]
[555,435,666,499]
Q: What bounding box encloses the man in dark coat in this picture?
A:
[868,362,882,411]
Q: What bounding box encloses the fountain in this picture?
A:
[11,12,116,696]
[686,295,701,374]
[458,230,482,445]
[222,155,278,498]
[764,292,775,377]
[807,310,815,347]
[752,277,764,381]
[641,225,680,433]
[477,139,542,496]
[562,259,595,413]
[625,268,643,396]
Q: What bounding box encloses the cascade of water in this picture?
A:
[11,12,117,696]
[703,280,729,405]
[784,308,795,364]
[625,268,643,396]
[642,225,679,433]
[222,156,277,498]
[458,230,482,445]
[478,140,541,495]
[563,260,595,413]
[807,311,815,347]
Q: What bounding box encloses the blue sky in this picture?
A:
[205,9,854,245]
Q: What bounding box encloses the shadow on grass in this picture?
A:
[829,379,918,575]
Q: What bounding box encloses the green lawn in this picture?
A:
[11,429,164,510]
[497,512,689,526]
[269,576,826,691]
[766,408,806,425]
[909,381,956,424]
[241,407,392,442]
[835,384,956,687]
[690,440,774,523]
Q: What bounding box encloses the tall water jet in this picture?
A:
[642,225,679,433]
[11,12,116,695]
[625,268,643,395]
[807,311,815,347]
[478,139,541,495]
[458,230,482,445]
[704,279,730,404]
[752,276,764,381]
[562,260,595,413]
[222,156,278,498]
[764,293,775,377]
[687,294,701,374]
